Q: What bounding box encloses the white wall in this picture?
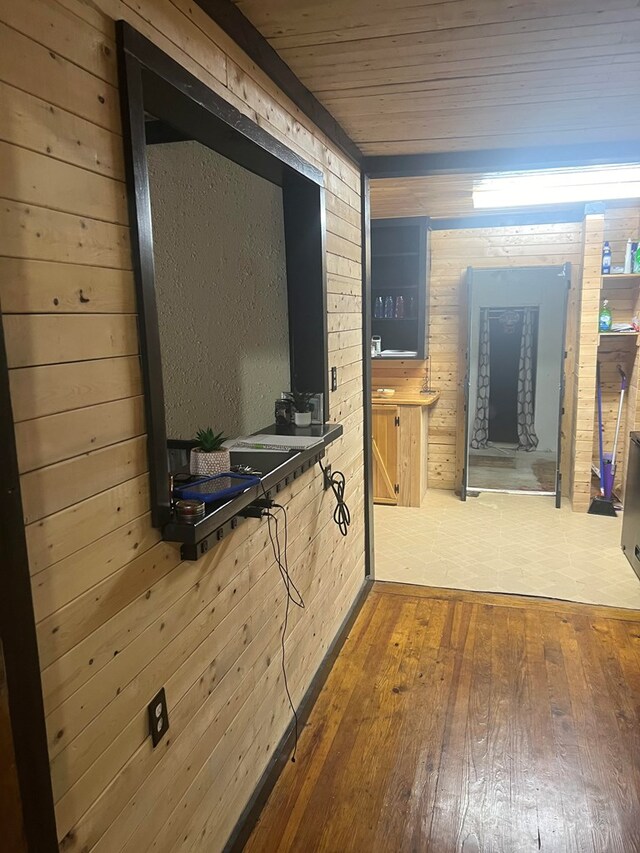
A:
[468,267,566,453]
[147,140,290,439]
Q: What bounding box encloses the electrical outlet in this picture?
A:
[323,464,333,491]
[148,687,169,747]
[331,366,338,391]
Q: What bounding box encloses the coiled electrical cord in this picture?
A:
[319,460,351,536]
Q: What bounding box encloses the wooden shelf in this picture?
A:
[372,251,420,258]
[372,283,419,290]
[599,331,639,342]
[601,274,640,281]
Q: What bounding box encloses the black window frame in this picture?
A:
[116,22,329,529]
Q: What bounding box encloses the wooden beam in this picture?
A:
[193,0,363,166]
[0,318,58,851]
[364,140,640,179]
[430,207,585,231]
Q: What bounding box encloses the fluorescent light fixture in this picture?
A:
[472,165,640,209]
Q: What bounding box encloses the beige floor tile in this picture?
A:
[374,490,640,609]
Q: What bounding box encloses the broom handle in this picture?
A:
[611,366,627,469]
[596,362,605,495]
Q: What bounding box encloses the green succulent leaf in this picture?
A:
[195,427,229,452]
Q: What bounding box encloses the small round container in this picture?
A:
[175,499,205,523]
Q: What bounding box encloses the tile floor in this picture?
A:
[374,489,640,609]
[468,444,556,492]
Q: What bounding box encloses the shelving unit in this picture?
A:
[595,271,640,500]
[570,208,640,513]
[371,217,429,359]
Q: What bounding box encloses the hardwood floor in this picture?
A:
[243,582,640,853]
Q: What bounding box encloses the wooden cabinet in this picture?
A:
[372,405,400,504]
[372,398,436,506]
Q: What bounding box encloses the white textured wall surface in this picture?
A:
[147,140,290,439]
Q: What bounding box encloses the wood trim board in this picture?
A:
[194,0,362,166]
[0,317,58,851]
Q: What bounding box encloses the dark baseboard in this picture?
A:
[224,576,373,852]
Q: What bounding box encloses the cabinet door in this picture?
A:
[372,405,399,504]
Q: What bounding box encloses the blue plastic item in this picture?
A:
[174,472,260,504]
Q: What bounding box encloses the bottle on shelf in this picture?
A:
[635,242,640,274]
[384,295,394,318]
[602,241,612,275]
[374,295,384,319]
[599,299,612,332]
[395,295,405,318]
[408,295,416,318]
[625,238,633,274]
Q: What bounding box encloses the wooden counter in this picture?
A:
[372,390,439,507]
[372,391,440,407]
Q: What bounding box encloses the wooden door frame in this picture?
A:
[0,319,58,851]
[555,263,572,508]
[361,174,375,576]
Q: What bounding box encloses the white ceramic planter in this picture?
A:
[294,411,312,427]
[189,448,231,477]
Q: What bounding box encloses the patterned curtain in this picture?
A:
[470,308,491,449]
[517,307,539,451]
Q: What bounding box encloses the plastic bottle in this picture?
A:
[635,242,640,274]
[599,299,612,332]
[625,238,633,274]
[384,295,394,319]
[374,295,384,319]
[395,295,405,318]
[602,241,612,275]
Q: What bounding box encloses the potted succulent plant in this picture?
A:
[285,389,314,427]
[190,427,230,477]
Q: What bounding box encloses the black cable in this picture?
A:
[259,484,305,763]
[319,460,351,536]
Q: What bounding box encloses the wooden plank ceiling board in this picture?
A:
[370,171,604,220]
[232,0,640,155]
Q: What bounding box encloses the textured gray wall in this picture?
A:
[147,140,290,440]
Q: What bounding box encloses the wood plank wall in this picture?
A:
[427,222,584,491]
[0,1,364,850]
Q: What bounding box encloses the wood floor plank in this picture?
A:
[244,583,640,853]
[246,593,386,850]
[298,598,418,852]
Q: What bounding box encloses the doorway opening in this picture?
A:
[488,308,537,444]
[464,267,566,499]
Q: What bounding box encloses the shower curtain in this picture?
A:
[516,307,539,451]
[470,308,491,449]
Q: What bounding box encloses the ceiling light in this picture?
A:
[472,165,640,209]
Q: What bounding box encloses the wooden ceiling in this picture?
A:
[372,173,487,219]
[370,173,640,220]
[232,0,640,156]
